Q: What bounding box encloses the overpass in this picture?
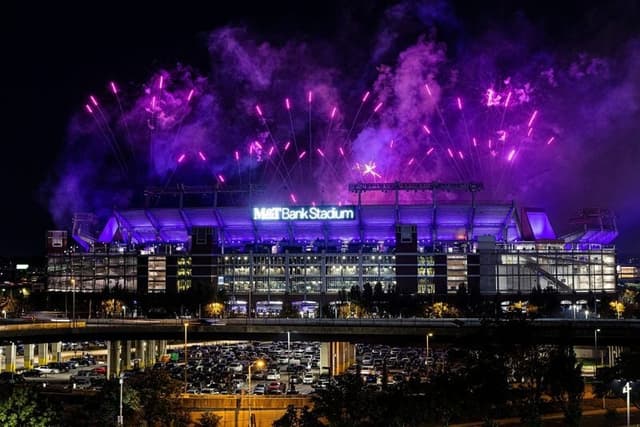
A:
[0,317,637,346]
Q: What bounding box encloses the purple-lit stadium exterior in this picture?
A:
[46,183,618,305]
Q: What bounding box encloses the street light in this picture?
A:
[623,381,631,427]
[117,374,124,426]
[247,359,265,427]
[426,332,434,377]
[183,321,189,393]
[71,278,76,327]
[594,328,601,368]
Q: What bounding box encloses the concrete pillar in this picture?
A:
[158,340,167,357]
[320,341,356,377]
[107,340,122,379]
[37,343,49,367]
[135,340,146,370]
[23,344,35,370]
[50,342,62,362]
[123,341,132,371]
[3,344,16,372]
[320,342,330,375]
[146,340,156,367]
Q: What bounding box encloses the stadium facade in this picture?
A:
[46,183,618,302]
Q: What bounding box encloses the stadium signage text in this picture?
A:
[253,206,356,221]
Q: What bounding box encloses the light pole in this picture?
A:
[426,332,433,377]
[117,374,124,426]
[594,328,601,368]
[183,321,189,393]
[623,381,631,427]
[247,359,265,427]
[71,278,76,327]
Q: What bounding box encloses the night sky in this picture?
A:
[3,1,640,257]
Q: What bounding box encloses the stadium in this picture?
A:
[46,181,618,313]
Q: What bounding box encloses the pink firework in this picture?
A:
[290,193,297,203]
[447,148,454,158]
[507,149,516,162]
[89,95,98,107]
[527,110,538,127]
[151,96,156,109]
[373,102,383,113]
[198,151,206,161]
[527,128,534,137]
[217,174,225,183]
[546,137,555,145]
[316,148,325,157]
[363,161,381,178]
[298,151,307,159]
[307,91,312,103]
[422,124,431,135]
[427,147,435,155]
[109,81,118,95]
[284,141,291,151]
[424,83,432,97]
[457,97,463,110]
[390,139,394,149]
[268,146,275,156]
[177,153,186,163]
[255,105,263,117]
[85,104,93,114]
[330,106,337,119]
[472,137,478,147]
[504,91,512,108]
[285,98,291,110]
[338,147,345,156]
[458,151,464,160]
[361,91,370,103]
[158,75,164,90]
[408,158,415,166]
[187,89,195,102]
[234,151,240,161]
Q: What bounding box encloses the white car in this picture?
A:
[266,370,281,381]
[302,373,314,384]
[35,366,60,374]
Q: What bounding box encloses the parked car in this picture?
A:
[266,370,280,380]
[22,369,42,378]
[302,373,315,384]
[266,381,282,394]
[35,365,60,374]
[253,383,266,394]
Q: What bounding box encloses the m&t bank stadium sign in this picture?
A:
[253,206,356,221]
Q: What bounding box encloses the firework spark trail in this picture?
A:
[423,84,468,181]
[254,104,296,190]
[89,96,129,176]
[344,90,371,152]
[308,91,313,183]
[284,97,301,159]
[454,95,477,180]
[85,105,128,176]
[109,81,134,156]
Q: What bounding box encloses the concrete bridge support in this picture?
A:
[50,341,62,362]
[123,341,132,371]
[107,340,122,379]
[320,341,356,377]
[136,340,146,369]
[23,344,35,369]
[146,340,157,367]
[2,343,16,372]
[37,343,49,367]
[158,340,167,358]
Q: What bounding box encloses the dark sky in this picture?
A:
[2,1,639,257]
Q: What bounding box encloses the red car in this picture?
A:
[92,366,107,375]
[266,381,282,394]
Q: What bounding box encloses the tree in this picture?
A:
[125,369,190,426]
[198,412,222,427]
[0,386,60,427]
[90,378,142,427]
[273,405,298,427]
[545,345,584,426]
